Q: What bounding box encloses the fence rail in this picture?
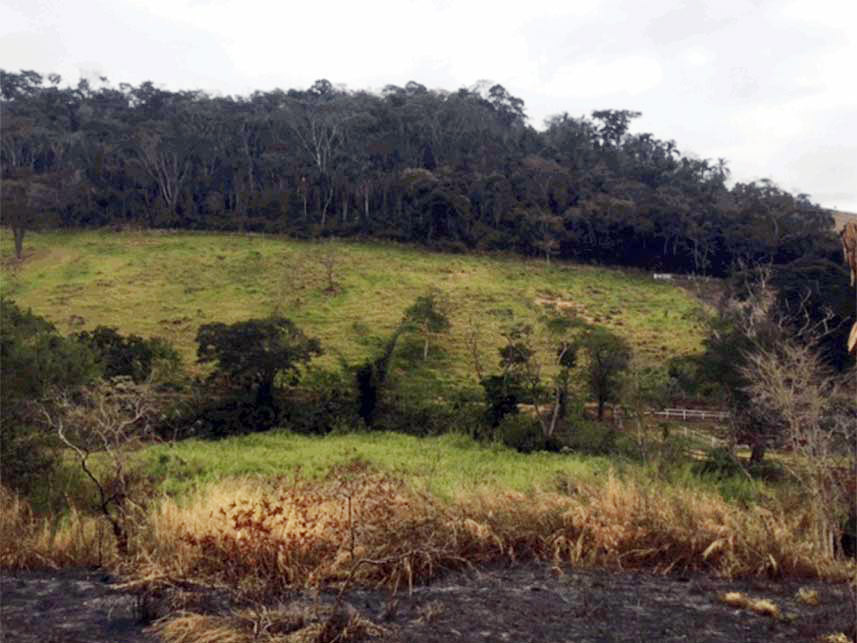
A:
[651,408,730,422]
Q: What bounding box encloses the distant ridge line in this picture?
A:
[832,210,857,231]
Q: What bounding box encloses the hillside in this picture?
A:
[0,230,707,387]
[834,210,857,232]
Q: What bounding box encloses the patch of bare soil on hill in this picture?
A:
[2,564,854,642]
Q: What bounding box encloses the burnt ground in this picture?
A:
[1,564,854,642]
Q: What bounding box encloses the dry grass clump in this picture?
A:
[151,604,387,643]
[0,485,113,570]
[132,467,850,600]
[796,586,821,605]
[719,591,782,618]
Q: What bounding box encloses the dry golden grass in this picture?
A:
[720,591,782,618]
[819,633,853,643]
[125,467,850,603]
[151,604,388,643]
[796,586,821,606]
[0,485,114,570]
[4,466,852,597]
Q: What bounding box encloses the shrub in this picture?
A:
[693,447,744,480]
[74,326,181,383]
[480,374,526,428]
[283,369,358,435]
[497,414,545,453]
[374,396,457,437]
[566,420,617,455]
[186,395,281,439]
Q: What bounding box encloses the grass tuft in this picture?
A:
[720,591,782,619]
[151,604,388,643]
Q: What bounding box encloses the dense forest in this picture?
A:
[1,69,852,367]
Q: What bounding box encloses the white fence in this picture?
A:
[651,408,730,422]
[652,273,716,282]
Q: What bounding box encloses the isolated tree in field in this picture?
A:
[314,242,340,293]
[1,167,76,260]
[582,327,632,420]
[403,290,451,360]
[196,317,321,407]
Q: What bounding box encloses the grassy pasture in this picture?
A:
[141,430,614,499]
[1,229,707,387]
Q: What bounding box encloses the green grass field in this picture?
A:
[141,430,614,499]
[138,429,770,508]
[1,229,707,388]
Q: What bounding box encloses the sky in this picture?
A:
[2,0,856,212]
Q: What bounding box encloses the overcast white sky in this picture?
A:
[2,0,856,211]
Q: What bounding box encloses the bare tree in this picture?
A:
[134,128,192,218]
[741,336,856,558]
[283,93,357,228]
[316,242,340,293]
[38,377,163,555]
[735,277,857,558]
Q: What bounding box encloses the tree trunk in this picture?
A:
[597,398,605,421]
[749,443,766,465]
[364,187,369,221]
[13,226,25,260]
[256,377,275,409]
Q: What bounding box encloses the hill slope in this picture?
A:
[1,230,707,386]
[833,210,857,232]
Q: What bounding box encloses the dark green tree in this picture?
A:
[196,317,321,408]
[582,327,632,420]
[355,324,406,427]
[0,300,99,494]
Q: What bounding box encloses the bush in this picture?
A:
[566,420,617,455]
[692,447,743,480]
[74,326,181,383]
[186,395,281,439]
[480,374,527,428]
[497,414,545,453]
[692,446,786,483]
[282,369,358,435]
[374,396,459,437]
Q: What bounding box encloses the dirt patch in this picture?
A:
[3,564,854,642]
[535,296,597,325]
